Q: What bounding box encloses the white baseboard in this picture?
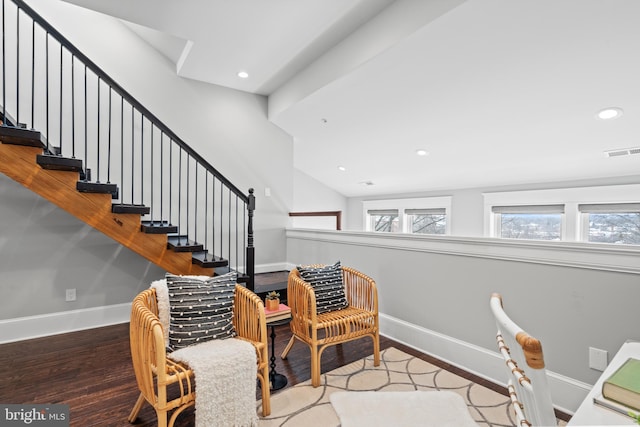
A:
[0,303,131,344]
[255,262,290,273]
[0,267,289,345]
[379,312,591,414]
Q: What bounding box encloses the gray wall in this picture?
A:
[0,1,295,321]
[0,174,164,320]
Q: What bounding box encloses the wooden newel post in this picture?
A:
[246,188,255,292]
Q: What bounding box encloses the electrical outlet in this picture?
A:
[65,288,77,302]
[589,347,608,371]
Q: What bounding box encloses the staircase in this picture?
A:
[0,0,256,288]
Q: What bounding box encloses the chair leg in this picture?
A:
[280,335,296,359]
[260,368,271,416]
[128,392,146,423]
[372,332,381,367]
[311,344,321,387]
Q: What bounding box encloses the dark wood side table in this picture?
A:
[266,316,291,390]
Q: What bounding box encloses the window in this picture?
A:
[579,203,640,245]
[363,197,451,234]
[492,205,564,241]
[406,208,446,235]
[367,209,399,232]
[484,184,640,246]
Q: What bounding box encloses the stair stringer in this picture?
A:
[0,142,214,276]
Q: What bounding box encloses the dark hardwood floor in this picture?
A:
[0,273,571,426]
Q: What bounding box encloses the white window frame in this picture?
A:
[483,184,640,243]
[363,196,452,234]
[578,203,640,244]
[492,204,566,241]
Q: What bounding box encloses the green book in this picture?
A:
[602,358,640,411]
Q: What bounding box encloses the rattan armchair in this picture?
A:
[281,265,380,387]
[128,284,270,427]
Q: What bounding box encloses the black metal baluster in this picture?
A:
[120,96,123,206]
[106,86,111,183]
[178,147,182,234]
[30,18,33,128]
[2,0,5,125]
[15,6,19,125]
[160,131,162,225]
[228,189,232,267]
[243,202,247,275]
[140,112,143,208]
[130,106,134,204]
[58,43,63,152]
[219,180,223,260]
[96,76,100,182]
[169,137,173,227]
[204,171,208,257]
[234,194,239,274]
[186,153,190,242]
[83,64,87,180]
[194,162,198,249]
[211,175,216,260]
[45,32,48,139]
[149,122,153,219]
[71,55,75,157]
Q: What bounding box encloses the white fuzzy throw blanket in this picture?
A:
[151,279,258,427]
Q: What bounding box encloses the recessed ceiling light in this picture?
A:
[337,166,346,172]
[237,71,249,79]
[596,107,623,120]
[415,149,429,156]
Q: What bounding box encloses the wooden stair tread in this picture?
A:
[192,251,228,268]
[76,181,119,199]
[167,235,204,252]
[141,221,178,234]
[37,154,83,172]
[0,126,46,148]
[111,204,150,215]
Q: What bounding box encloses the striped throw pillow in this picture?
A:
[165,272,237,350]
[298,261,348,314]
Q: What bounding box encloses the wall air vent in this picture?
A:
[603,147,640,158]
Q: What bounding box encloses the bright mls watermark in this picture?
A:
[1,404,69,426]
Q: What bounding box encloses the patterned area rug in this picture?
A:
[257,347,566,427]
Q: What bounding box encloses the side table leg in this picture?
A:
[269,324,288,390]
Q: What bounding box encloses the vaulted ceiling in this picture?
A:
[61,0,640,197]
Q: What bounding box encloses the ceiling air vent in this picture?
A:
[603,147,640,158]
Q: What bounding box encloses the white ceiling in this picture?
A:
[62,0,640,197]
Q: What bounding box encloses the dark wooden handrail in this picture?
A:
[289,211,342,230]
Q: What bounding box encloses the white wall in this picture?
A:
[291,169,347,229]
[0,0,294,336]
